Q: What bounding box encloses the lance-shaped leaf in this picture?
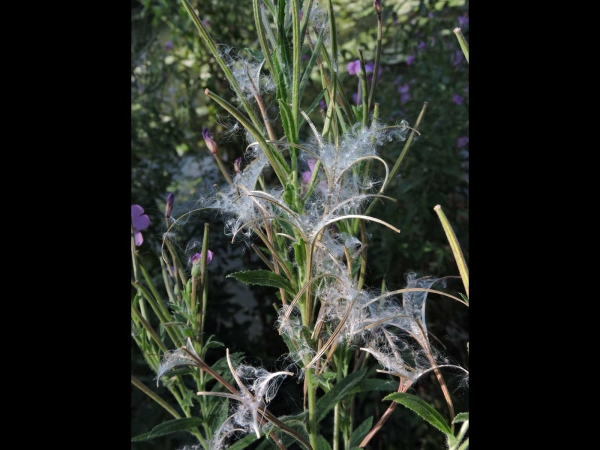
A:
[315,369,367,422]
[131,417,202,442]
[227,270,295,296]
[383,392,452,436]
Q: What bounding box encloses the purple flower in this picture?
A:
[406,55,416,66]
[319,100,326,109]
[352,92,360,105]
[418,41,426,51]
[165,193,174,219]
[364,61,374,74]
[400,93,412,105]
[191,250,214,266]
[457,136,469,148]
[234,157,243,173]
[131,205,150,246]
[457,14,469,27]
[302,158,317,183]
[452,93,464,105]
[202,128,218,155]
[165,41,173,51]
[397,83,410,94]
[451,50,464,67]
[347,60,361,76]
[428,12,434,19]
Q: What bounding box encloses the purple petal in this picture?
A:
[452,94,464,106]
[406,55,416,66]
[302,171,312,184]
[397,83,410,94]
[400,93,412,105]
[190,253,202,265]
[347,60,361,75]
[133,213,150,231]
[191,251,214,265]
[365,61,374,73]
[307,158,316,171]
[134,230,144,246]
[131,204,144,219]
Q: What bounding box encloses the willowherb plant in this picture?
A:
[131,1,469,449]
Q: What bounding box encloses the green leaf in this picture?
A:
[349,416,373,449]
[214,398,230,430]
[278,99,298,145]
[202,335,225,356]
[181,388,195,409]
[383,392,452,436]
[160,367,194,377]
[350,378,398,395]
[453,412,469,424]
[317,435,332,450]
[227,270,295,296]
[316,369,367,422]
[131,417,202,442]
[245,48,265,62]
[227,429,259,450]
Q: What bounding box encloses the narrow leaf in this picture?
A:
[453,412,469,424]
[228,432,260,450]
[383,392,452,436]
[349,416,373,449]
[131,417,202,442]
[227,270,295,296]
[317,435,332,450]
[316,369,367,422]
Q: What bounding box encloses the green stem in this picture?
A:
[368,4,383,113]
[131,375,181,419]
[358,50,369,128]
[453,28,469,63]
[131,303,168,353]
[450,420,469,450]
[305,368,319,450]
[384,101,428,192]
[199,223,210,347]
[131,225,148,320]
[213,153,233,186]
[291,0,301,129]
[131,280,183,348]
[434,205,469,298]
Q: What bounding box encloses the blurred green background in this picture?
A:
[131,0,468,448]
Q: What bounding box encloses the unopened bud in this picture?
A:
[165,192,174,218]
[374,0,382,15]
[234,157,243,173]
[190,250,214,277]
[202,128,218,155]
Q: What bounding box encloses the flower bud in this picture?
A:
[234,157,242,173]
[374,0,382,15]
[164,192,175,218]
[202,128,218,155]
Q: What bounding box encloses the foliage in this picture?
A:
[131,0,469,449]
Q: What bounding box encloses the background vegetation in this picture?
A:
[131,0,468,448]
